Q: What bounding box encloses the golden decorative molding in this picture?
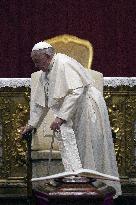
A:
[0,85,136,195]
[104,86,136,179]
[0,87,30,195]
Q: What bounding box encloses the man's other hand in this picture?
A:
[50,117,65,132]
[21,124,34,135]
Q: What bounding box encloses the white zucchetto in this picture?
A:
[32,41,52,51]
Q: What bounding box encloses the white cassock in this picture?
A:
[29,53,122,197]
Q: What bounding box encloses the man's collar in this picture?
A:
[48,53,56,71]
[41,53,56,76]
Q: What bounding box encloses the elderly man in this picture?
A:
[22,41,121,197]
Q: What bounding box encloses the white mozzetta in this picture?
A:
[0,77,135,88]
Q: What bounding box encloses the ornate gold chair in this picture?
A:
[46,34,93,69]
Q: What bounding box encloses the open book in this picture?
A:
[31,168,120,182]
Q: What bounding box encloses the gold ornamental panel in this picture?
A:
[0,85,136,196]
[0,87,30,196]
[104,86,136,179]
[0,88,30,178]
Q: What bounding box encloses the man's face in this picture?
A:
[31,51,52,72]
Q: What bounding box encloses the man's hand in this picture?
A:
[50,117,65,132]
[21,124,34,135]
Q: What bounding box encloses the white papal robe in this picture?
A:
[29,53,122,197]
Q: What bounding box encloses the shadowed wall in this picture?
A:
[0,0,136,77]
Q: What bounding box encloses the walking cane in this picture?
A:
[22,128,36,204]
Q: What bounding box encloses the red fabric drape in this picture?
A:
[0,0,136,77]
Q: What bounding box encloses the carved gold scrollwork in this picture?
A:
[0,88,30,179]
[104,86,136,178]
[0,85,136,195]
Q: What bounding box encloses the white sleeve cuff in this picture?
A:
[56,87,84,121]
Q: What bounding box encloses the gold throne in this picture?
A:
[46,34,93,69]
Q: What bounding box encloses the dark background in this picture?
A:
[0,0,136,77]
